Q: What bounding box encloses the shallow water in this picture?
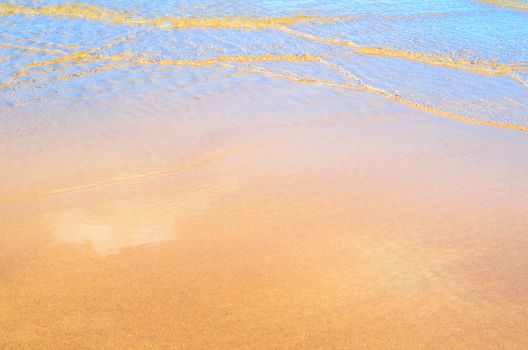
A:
[2,84,528,348]
[1,0,528,129]
[1,1,528,349]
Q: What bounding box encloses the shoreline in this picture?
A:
[1,81,528,349]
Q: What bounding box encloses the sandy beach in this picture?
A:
[2,1,528,348]
[1,78,528,348]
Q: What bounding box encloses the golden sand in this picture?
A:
[1,87,528,349]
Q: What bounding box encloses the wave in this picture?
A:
[0,47,322,89]
[479,0,528,11]
[356,47,528,87]
[1,37,527,133]
[2,2,525,85]
[269,28,528,88]
[238,63,528,133]
[0,42,66,54]
[1,2,527,133]
[0,2,352,30]
[274,30,528,88]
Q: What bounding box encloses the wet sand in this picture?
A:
[1,81,528,349]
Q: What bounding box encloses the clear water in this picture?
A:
[1,0,527,130]
[2,4,528,348]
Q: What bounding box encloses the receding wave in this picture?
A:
[241,63,528,133]
[1,49,322,89]
[356,46,528,87]
[0,42,66,55]
[2,44,527,132]
[356,47,525,76]
[1,2,525,85]
[270,28,527,87]
[0,2,352,30]
[276,30,528,88]
[1,1,527,133]
[479,0,528,11]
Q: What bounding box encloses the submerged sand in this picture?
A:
[1,81,528,349]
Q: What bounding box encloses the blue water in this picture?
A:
[1,0,527,129]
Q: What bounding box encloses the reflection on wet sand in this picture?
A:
[45,170,238,255]
[1,85,528,349]
[50,204,177,255]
